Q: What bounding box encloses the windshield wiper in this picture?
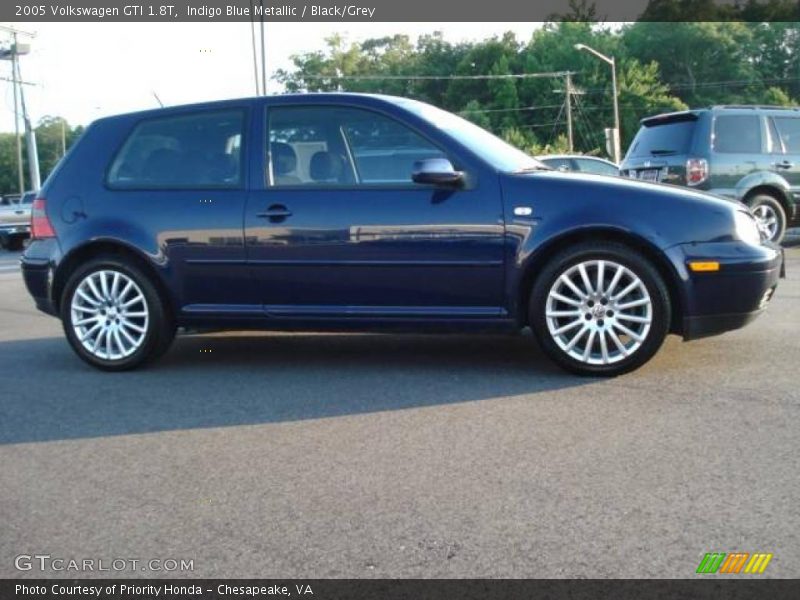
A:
[649,149,677,156]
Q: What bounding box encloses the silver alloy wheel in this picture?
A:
[70,269,149,361]
[752,204,779,240]
[545,259,652,365]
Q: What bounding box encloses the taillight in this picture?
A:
[31,198,56,239]
[686,158,708,186]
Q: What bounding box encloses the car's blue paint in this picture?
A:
[22,93,782,339]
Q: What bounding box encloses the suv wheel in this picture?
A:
[749,194,786,243]
[61,256,175,370]
[530,242,671,376]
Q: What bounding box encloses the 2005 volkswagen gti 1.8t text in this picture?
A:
[21,94,784,375]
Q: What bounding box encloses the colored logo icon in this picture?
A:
[696,552,773,574]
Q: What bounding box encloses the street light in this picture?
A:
[575,43,621,163]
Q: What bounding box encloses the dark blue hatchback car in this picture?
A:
[21,94,784,375]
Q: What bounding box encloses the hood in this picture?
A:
[516,170,743,210]
[501,169,746,248]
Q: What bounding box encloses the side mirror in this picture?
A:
[412,158,464,187]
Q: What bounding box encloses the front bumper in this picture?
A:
[666,241,783,341]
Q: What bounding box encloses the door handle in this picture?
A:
[773,160,793,169]
[256,205,292,221]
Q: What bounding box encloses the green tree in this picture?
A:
[35,116,84,181]
[459,100,492,129]
[0,116,82,195]
[274,21,797,158]
[488,55,520,130]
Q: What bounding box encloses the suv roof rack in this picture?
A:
[710,104,800,111]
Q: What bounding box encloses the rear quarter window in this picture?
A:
[107,109,245,189]
[713,114,762,154]
[773,116,800,154]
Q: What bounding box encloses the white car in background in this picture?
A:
[537,154,620,176]
[0,191,35,251]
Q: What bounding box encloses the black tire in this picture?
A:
[529,242,671,377]
[748,194,787,244]
[6,236,25,251]
[60,255,175,371]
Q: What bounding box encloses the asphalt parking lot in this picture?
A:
[1,245,798,579]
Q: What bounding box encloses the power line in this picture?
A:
[576,75,800,95]
[293,71,575,81]
[459,103,565,114]
[291,70,800,93]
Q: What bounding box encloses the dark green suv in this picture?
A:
[621,105,800,243]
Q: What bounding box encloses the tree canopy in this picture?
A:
[0,117,83,196]
[276,20,799,158]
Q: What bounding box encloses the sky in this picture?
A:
[0,22,544,132]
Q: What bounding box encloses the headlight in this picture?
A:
[734,210,762,245]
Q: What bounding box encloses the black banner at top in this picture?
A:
[3,0,800,22]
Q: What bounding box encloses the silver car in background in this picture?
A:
[537,154,620,176]
[0,191,35,251]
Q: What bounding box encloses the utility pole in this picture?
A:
[249,0,260,95]
[565,72,574,153]
[16,55,40,190]
[1,26,37,193]
[553,72,581,153]
[10,33,24,195]
[259,0,266,95]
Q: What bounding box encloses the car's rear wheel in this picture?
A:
[530,242,671,376]
[61,256,175,370]
[748,194,786,243]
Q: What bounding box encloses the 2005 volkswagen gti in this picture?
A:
[21,94,784,375]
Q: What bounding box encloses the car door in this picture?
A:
[709,113,768,192]
[244,104,506,319]
[769,114,800,204]
[105,107,252,310]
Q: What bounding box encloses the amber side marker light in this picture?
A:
[688,261,721,272]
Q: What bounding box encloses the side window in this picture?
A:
[268,107,356,186]
[767,118,784,154]
[773,117,800,154]
[267,106,445,186]
[713,114,761,154]
[107,110,244,188]
[340,110,446,184]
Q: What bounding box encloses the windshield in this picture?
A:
[396,98,546,173]
[628,119,696,158]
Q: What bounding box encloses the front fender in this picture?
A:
[500,171,738,323]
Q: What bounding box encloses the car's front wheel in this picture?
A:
[61,256,175,370]
[530,242,671,376]
[749,194,786,243]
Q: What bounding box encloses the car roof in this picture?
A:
[642,104,800,125]
[91,93,413,124]
[709,104,800,113]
